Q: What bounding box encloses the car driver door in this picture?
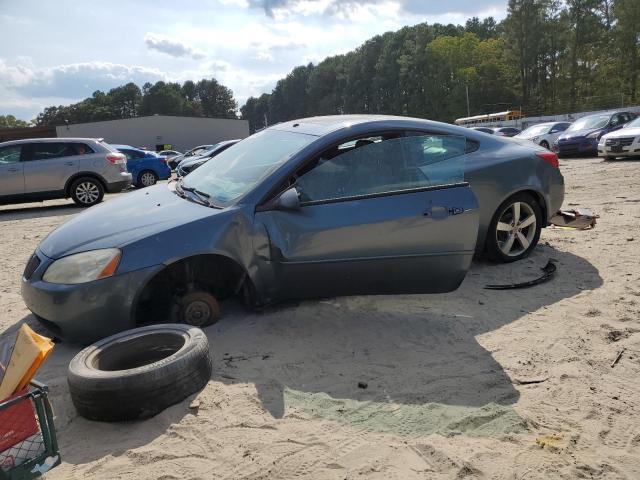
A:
[254,133,479,301]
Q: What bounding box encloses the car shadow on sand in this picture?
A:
[0,203,81,222]
[206,244,602,434]
[2,244,602,463]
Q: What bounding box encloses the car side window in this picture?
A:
[0,145,22,164]
[72,143,94,155]
[294,134,466,204]
[121,149,143,160]
[611,114,624,127]
[30,142,77,161]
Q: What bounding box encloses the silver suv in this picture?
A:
[0,138,132,207]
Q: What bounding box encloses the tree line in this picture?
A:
[242,0,640,132]
[33,79,237,126]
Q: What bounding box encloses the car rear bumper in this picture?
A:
[106,174,132,193]
[21,250,162,344]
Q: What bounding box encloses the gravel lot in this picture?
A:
[1,158,640,479]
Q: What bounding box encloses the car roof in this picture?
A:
[0,137,102,146]
[112,144,153,152]
[269,114,472,137]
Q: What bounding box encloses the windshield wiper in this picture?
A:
[180,182,220,208]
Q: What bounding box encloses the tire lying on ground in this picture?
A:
[68,324,212,422]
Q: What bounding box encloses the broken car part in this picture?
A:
[485,260,557,290]
[549,208,598,230]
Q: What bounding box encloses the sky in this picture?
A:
[0,0,507,121]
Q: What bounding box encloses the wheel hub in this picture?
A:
[496,201,537,257]
[184,300,211,326]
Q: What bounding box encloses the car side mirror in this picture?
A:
[274,187,300,211]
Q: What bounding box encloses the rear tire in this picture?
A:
[70,177,104,207]
[68,324,212,422]
[137,170,158,188]
[486,193,542,263]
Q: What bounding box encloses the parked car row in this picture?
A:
[469,110,639,159]
[0,136,244,208]
[470,126,521,137]
[176,139,240,177]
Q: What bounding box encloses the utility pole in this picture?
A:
[466,84,470,117]
[264,113,268,129]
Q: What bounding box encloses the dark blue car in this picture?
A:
[112,145,172,188]
[553,111,637,157]
[22,115,564,343]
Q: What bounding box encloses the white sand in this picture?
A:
[1,157,639,479]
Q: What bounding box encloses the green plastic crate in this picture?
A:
[0,381,60,479]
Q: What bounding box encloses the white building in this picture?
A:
[56,115,250,152]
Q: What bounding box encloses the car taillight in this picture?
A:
[106,153,126,164]
[536,151,559,168]
[160,159,167,164]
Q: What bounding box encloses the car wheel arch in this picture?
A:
[479,188,548,254]
[133,252,255,325]
[64,172,108,198]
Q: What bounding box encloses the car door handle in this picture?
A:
[65,161,75,166]
[423,206,464,218]
[424,205,448,218]
[7,167,20,172]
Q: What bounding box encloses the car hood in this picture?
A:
[558,128,600,140]
[602,127,640,139]
[38,185,218,259]
[180,155,208,167]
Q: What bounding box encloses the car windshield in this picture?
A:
[626,117,640,128]
[197,143,223,156]
[520,124,550,136]
[567,115,609,131]
[182,129,315,205]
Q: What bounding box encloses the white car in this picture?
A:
[514,122,572,150]
[598,116,640,159]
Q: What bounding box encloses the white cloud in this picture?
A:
[144,33,206,60]
[0,59,167,98]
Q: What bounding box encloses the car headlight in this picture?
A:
[531,136,539,142]
[586,131,601,139]
[42,248,121,284]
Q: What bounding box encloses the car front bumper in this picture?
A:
[598,139,640,157]
[21,250,162,344]
[554,139,597,156]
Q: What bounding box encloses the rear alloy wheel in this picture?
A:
[171,291,220,328]
[487,194,542,263]
[71,177,104,207]
[138,170,158,188]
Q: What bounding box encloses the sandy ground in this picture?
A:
[1,158,640,479]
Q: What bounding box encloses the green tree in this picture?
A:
[0,115,30,128]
